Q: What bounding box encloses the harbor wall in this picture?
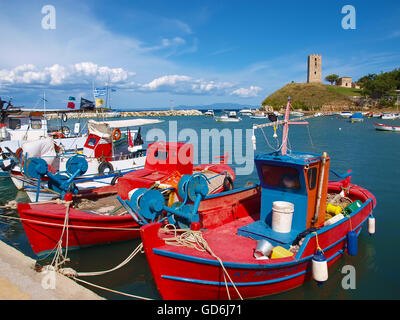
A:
[0,240,104,300]
[45,109,203,119]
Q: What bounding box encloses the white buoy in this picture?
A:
[252,133,256,150]
[368,217,376,235]
[312,249,328,285]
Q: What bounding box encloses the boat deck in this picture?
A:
[157,214,295,265]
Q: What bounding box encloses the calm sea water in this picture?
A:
[1,114,399,300]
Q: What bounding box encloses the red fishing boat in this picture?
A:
[17,141,235,257]
[136,97,377,300]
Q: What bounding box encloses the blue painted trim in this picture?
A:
[295,198,372,259]
[160,249,344,287]
[153,229,355,270]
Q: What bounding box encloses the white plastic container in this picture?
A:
[271,201,294,233]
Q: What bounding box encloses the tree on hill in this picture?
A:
[325,74,339,85]
[358,69,400,99]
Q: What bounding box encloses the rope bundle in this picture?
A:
[160,224,243,300]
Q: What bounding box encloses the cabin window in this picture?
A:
[307,167,318,190]
[261,165,300,190]
[9,118,21,130]
[31,119,42,129]
[154,150,168,161]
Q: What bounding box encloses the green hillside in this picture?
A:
[262,83,357,110]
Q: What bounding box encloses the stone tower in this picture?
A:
[307,54,322,83]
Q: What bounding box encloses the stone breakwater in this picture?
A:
[46,109,203,119]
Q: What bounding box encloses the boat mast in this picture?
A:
[281,97,291,156]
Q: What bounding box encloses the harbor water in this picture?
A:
[0,114,399,300]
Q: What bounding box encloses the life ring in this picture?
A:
[98,161,114,174]
[223,175,234,191]
[61,113,68,122]
[112,128,122,141]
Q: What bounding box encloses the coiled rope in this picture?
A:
[160,224,243,300]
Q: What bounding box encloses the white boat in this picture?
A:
[5,118,162,202]
[238,108,253,116]
[290,111,305,117]
[381,112,398,120]
[339,111,353,118]
[214,111,241,122]
[0,112,87,153]
[374,122,400,132]
[204,110,214,116]
[314,112,323,117]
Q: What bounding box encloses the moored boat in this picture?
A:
[214,111,241,122]
[350,112,363,123]
[238,108,253,116]
[137,97,376,300]
[373,122,400,132]
[17,141,236,257]
[339,111,353,118]
[381,112,398,120]
[4,118,160,201]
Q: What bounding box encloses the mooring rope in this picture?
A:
[160,224,243,300]
[73,277,153,300]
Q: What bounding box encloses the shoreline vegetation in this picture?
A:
[261,82,399,113]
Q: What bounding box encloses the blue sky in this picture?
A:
[0,0,399,109]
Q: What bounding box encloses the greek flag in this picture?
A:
[94,88,107,97]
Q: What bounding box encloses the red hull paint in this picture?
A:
[17,203,140,256]
[140,182,376,300]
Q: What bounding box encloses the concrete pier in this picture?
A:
[0,240,104,300]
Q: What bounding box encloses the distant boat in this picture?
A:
[373,122,400,132]
[381,112,398,120]
[214,111,241,122]
[350,112,363,123]
[339,111,353,118]
[289,111,304,117]
[204,110,214,116]
[372,112,382,118]
[250,112,268,119]
[238,108,253,116]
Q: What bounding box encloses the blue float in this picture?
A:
[347,230,358,256]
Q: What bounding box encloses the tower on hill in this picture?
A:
[307,54,322,83]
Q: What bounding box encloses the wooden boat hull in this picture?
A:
[17,201,140,257]
[140,182,376,300]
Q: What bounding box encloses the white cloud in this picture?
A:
[0,62,137,90]
[230,86,262,98]
[139,74,235,95]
